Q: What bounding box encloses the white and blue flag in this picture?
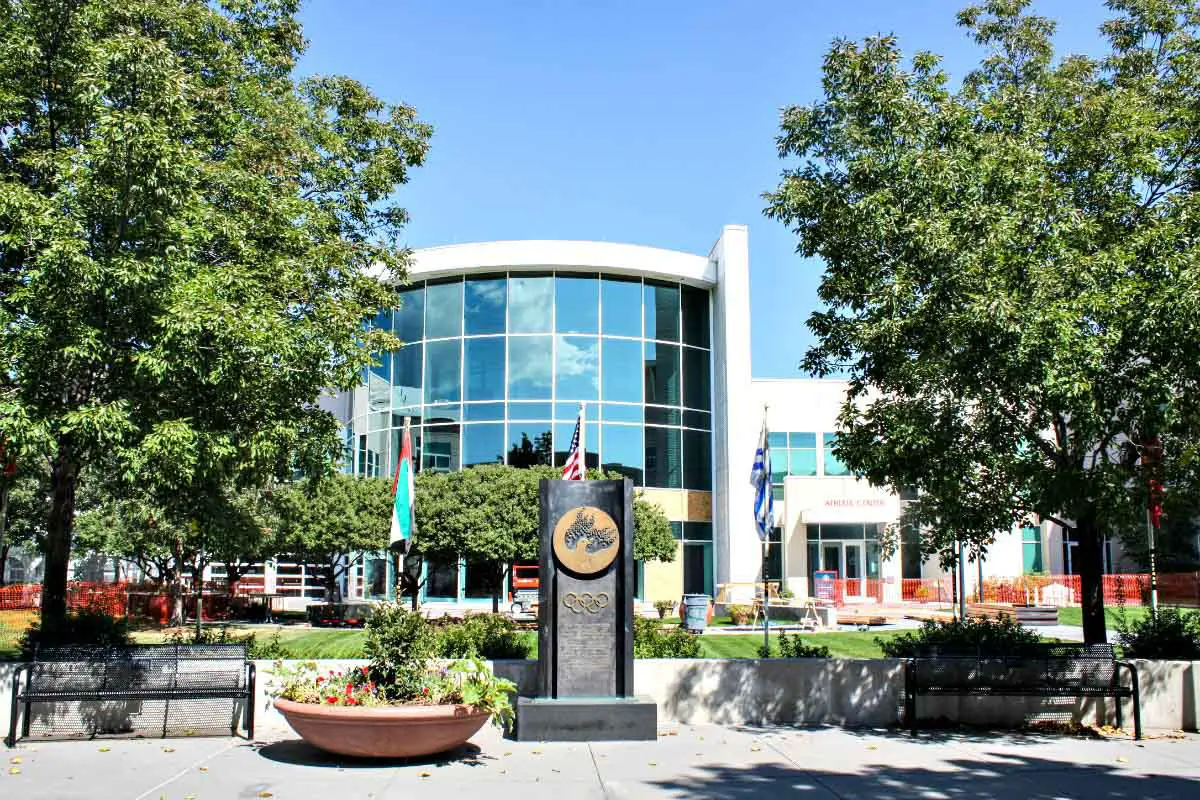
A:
[750,417,774,541]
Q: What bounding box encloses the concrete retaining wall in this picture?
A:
[3,658,1197,739]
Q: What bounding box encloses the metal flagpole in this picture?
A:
[762,404,770,656]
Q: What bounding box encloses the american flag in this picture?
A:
[561,405,586,480]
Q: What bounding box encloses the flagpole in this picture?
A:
[762,404,770,657]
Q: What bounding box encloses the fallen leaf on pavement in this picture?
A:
[162,747,175,753]
[1116,757,1129,763]
[8,768,20,776]
[750,745,762,752]
[258,792,273,798]
[867,745,878,751]
[198,767,209,773]
[417,771,431,778]
[9,758,21,765]
[98,747,110,753]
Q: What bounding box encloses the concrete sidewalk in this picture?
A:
[2,723,1199,799]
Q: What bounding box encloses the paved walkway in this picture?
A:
[3,724,1198,799]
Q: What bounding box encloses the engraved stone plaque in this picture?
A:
[536,479,634,699]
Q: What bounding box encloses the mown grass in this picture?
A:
[126,624,903,660]
[1056,606,1155,629]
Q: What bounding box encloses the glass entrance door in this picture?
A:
[843,542,864,598]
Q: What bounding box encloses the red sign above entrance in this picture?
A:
[822,498,886,508]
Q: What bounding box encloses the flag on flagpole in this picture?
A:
[561,404,586,480]
[750,414,774,541]
[390,417,415,552]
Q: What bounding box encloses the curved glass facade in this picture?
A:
[349,272,713,489]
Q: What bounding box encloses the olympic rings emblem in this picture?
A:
[562,591,610,614]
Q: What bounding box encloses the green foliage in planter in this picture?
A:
[1116,607,1200,660]
[877,617,1041,658]
[653,600,676,619]
[727,604,753,626]
[773,632,831,658]
[437,614,531,660]
[364,604,439,701]
[633,616,701,659]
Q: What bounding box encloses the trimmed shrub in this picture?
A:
[777,631,831,658]
[20,606,131,657]
[727,604,753,626]
[364,604,439,700]
[1116,607,1200,660]
[633,616,701,659]
[877,616,1041,658]
[169,625,286,660]
[437,613,531,660]
[653,599,676,619]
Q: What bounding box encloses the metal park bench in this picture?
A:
[7,644,256,746]
[904,642,1141,739]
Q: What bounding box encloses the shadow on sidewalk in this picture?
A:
[645,750,1200,799]
[255,738,494,769]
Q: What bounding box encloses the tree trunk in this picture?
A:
[41,445,79,629]
[327,563,342,604]
[170,536,186,626]
[0,479,9,586]
[1074,512,1108,645]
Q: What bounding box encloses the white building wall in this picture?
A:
[710,225,754,589]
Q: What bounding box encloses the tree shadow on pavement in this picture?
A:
[256,738,493,769]
[644,751,1200,799]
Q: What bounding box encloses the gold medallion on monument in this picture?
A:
[552,506,620,575]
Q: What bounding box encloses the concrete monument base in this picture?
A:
[515,695,658,741]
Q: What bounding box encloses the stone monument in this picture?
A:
[514,478,657,741]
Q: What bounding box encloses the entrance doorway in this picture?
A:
[815,542,865,599]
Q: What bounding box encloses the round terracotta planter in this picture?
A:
[272,697,491,759]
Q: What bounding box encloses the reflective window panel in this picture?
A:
[464,277,507,336]
[464,336,505,401]
[681,286,710,349]
[644,426,682,488]
[601,337,643,404]
[644,282,680,342]
[462,423,505,467]
[643,342,680,407]
[554,275,599,334]
[508,335,553,400]
[394,285,424,343]
[391,343,422,409]
[509,276,553,333]
[601,278,642,337]
[424,280,463,339]
[683,429,712,490]
[601,423,644,485]
[506,423,553,467]
[555,335,599,401]
[423,338,461,403]
[682,347,710,410]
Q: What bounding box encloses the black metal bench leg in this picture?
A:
[1129,666,1142,741]
[1114,691,1123,733]
[6,667,21,747]
[905,660,917,735]
[245,663,256,741]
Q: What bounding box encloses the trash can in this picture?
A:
[682,594,710,633]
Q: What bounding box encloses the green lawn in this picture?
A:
[698,631,902,659]
[125,625,900,661]
[1056,606,1152,628]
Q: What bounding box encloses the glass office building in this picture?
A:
[347,273,713,491]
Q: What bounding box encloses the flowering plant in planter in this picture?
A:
[267,605,517,758]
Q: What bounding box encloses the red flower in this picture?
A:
[346,698,358,706]
[422,687,430,696]
[325,696,337,704]
[345,683,353,695]
[316,676,325,684]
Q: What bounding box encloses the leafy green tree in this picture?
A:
[74,481,276,623]
[0,1,430,626]
[413,465,676,612]
[271,473,392,603]
[765,0,1200,643]
[0,456,50,585]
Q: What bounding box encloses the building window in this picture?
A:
[682,522,713,596]
[822,432,851,476]
[426,560,459,599]
[764,527,783,584]
[1022,526,1043,574]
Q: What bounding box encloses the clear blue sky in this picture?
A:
[297,1,1111,377]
